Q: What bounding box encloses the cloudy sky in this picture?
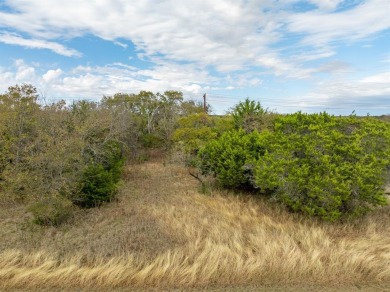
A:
[0,0,389,115]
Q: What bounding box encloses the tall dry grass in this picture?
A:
[0,158,390,290]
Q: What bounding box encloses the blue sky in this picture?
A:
[0,0,389,115]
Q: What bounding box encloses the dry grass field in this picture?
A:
[1,153,390,291]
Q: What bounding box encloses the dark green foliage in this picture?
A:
[3,84,388,223]
[77,164,117,208]
[103,142,125,182]
[76,141,124,208]
[198,112,390,221]
[198,129,267,188]
[141,133,163,148]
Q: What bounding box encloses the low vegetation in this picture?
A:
[1,160,390,290]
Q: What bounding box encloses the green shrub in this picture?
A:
[256,113,390,221]
[28,195,74,226]
[76,141,124,208]
[198,129,267,188]
[198,112,390,221]
[99,141,125,182]
[76,164,117,208]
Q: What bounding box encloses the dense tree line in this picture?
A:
[1,85,389,224]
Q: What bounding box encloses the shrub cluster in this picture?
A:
[0,85,125,225]
[0,84,205,225]
[199,112,390,221]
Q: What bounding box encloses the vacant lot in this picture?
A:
[1,155,390,291]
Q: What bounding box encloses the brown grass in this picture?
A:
[1,156,390,290]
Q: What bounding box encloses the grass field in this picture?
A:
[1,153,390,291]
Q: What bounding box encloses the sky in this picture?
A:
[0,0,389,115]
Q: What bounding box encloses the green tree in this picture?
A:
[231,98,268,132]
[0,84,41,199]
[101,90,198,150]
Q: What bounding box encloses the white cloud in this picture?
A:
[0,59,39,91]
[0,1,284,73]
[61,74,104,93]
[13,59,37,81]
[0,59,219,99]
[288,0,390,46]
[42,68,63,82]
[291,47,336,62]
[307,0,343,11]
[282,72,390,113]
[0,59,388,116]
[114,41,128,49]
[15,66,35,81]
[0,0,387,80]
[0,0,388,113]
[315,61,352,74]
[0,32,81,57]
[360,72,390,84]
[324,73,390,99]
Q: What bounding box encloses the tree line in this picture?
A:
[1,84,389,224]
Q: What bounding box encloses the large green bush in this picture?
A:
[198,112,390,221]
[256,113,390,221]
[198,129,267,188]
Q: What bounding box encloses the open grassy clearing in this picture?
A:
[1,154,390,290]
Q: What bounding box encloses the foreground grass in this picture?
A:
[0,156,390,290]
